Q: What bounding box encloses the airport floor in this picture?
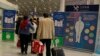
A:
[0,34,94,56]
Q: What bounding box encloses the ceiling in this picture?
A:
[7,0,60,16]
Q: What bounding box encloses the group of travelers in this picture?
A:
[15,13,55,56]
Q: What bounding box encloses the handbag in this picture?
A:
[17,39,20,48]
[31,40,44,54]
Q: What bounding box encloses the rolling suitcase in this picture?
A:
[51,47,65,56]
[51,39,65,56]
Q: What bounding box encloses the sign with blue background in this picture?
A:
[2,10,16,41]
[53,12,66,37]
[64,5,99,51]
[64,12,98,51]
[3,10,16,29]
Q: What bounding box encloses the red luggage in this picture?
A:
[31,40,44,54]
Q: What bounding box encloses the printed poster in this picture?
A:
[64,5,99,51]
[3,10,16,29]
[2,10,16,41]
[53,12,66,37]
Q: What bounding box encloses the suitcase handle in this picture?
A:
[52,38,59,47]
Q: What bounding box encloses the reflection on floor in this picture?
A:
[0,35,93,56]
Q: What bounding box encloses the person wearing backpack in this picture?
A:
[18,15,34,54]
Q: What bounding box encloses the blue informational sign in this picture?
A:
[64,12,98,51]
[64,5,99,51]
[3,10,16,29]
[2,10,16,41]
[53,12,66,37]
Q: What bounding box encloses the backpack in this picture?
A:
[19,20,28,29]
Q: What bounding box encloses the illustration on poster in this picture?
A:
[83,15,96,21]
[5,17,13,23]
[55,19,63,27]
[75,16,84,43]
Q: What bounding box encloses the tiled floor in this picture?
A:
[0,34,94,56]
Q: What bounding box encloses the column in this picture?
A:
[94,0,100,4]
[59,0,65,12]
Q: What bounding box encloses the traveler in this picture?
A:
[18,15,34,54]
[37,13,55,56]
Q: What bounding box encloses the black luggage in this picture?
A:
[51,47,65,56]
[51,39,65,56]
